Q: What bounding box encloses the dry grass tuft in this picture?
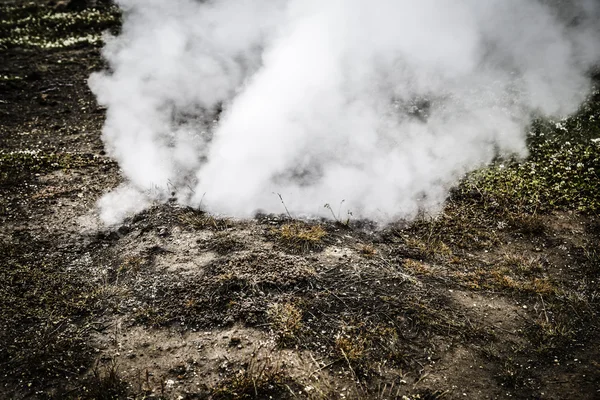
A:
[117,255,144,276]
[452,256,556,295]
[359,244,377,257]
[402,259,434,275]
[268,302,303,342]
[212,356,297,399]
[273,222,326,253]
[501,253,544,275]
[133,305,168,327]
[179,210,232,231]
[405,237,452,261]
[509,213,547,236]
[335,334,368,363]
[83,358,128,400]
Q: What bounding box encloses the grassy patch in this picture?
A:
[526,291,596,357]
[399,204,500,260]
[0,150,106,187]
[0,238,104,392]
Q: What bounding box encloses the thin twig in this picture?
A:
[308,358,341,378]
[341,349,362,391]
[539,294,549,324]
[275,192,292,219]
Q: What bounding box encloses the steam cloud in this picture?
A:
[90,0,600,225]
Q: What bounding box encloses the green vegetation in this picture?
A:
[461,137,599,213]
[458,89,600,213]
[0,4,121,49]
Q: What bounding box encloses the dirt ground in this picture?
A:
[1,2,599,399]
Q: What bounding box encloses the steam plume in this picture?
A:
[90,0,600,224]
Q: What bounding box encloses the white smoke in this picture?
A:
[90,0,600,224]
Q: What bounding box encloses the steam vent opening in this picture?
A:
[1,1,600,399]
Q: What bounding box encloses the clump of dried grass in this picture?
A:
[268,302,303,342]
[273,222,326,253]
